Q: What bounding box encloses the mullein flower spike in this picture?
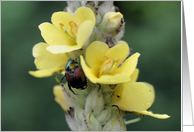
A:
[29,1,170,131]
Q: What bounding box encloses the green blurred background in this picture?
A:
[1,1,181,131]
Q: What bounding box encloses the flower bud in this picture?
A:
[98,12,124,36]
[97,1,115,18]
[67,1,82,12]
[97,33,117,48]
[85,86,104,117]
[65,107,78,131]
[61,83,87,109]
[74,108,85,125]
[102,106,126,131]
[115,26,125,40]
[84,1,116,25]
[96,107,112,125]
[82,113,102,131]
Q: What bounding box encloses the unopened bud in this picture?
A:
[67,1,82,12]
[82,113,102,131]
[61,83,87,109]
[65,107,78,131]
[96,107,112,125]
[74,108,85,124]
[102,106,127,131]
[98,1,115,17]
[97,33,117,48]
[85,86,104,117]
[115,26,125,40]
[98,12,124,36]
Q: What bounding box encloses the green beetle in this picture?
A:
[58,58,87,94]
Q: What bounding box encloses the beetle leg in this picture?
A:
[68,82,77,95]
[58,74,66,84]
[80,79,88,90]
[97,83,101,91]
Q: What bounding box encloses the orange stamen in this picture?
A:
[74,23,78,32]
[59,23,64,31]
[104,56,108,59]
[116,58,120,62]
[59,23,64,26]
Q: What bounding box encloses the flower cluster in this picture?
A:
[29,1,170,131]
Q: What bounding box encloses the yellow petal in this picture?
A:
[39,22,76,46]
[143,82,155,95]
[51,11,77,30]
[80,55,98,83]
[105,44,129,66]
[97,74,131,84]
[117,40,130,55]
[29,67,65,78]
[85,41,109,75]
[53,85,71,111]
[135,110,170,119]
[128,68,139,83]
[117,40,128,45]
[76,20,95,47]
[75,7,95,27]
[113,52,140,76]
[112,82,155,111]
[46,45,81,54]
[32,43,68,69]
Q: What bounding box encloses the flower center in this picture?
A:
[59,21,78,41]
[99,56,120,76]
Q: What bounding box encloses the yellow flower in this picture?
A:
[111,70,170,119]
[29,43,68,78]
[53,85,71,111]
[80,41,140,84]
[39,7,95,54]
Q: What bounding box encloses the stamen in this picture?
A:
[59,22,78,41]
[104,60,111,65]
[116,58,120,62]
[74,23,78,32]
[69,21,77,37]
[104,59,116,74]
[64,29,76,40]
[59,23,64,31]
[99,56,121,76]
[104,56,108,60]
